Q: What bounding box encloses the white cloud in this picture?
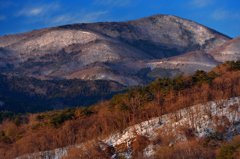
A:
[29,8,43,16]
[190,0,214,8]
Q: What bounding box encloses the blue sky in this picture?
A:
[0,0,239,38]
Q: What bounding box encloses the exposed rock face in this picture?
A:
[209,36,240,62]
[0,14,233,86]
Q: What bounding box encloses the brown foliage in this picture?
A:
[175,126,195,140]
[62,140,111,159]
[154,140,216,159]
[132,135,150,157]
[214,115,231,134]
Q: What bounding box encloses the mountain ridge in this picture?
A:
[210,36,240,62]
[0,14,235,86]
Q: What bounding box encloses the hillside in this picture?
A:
[1,61,240,158]
[0,14,232,86]
[18,97,240,159]
[0,74,125,113]
[148,51,221,75]
[210,36,240,62]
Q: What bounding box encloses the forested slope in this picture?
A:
[1,61,240,158]
[0,75,125,113]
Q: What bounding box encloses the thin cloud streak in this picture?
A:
[12,1,109,26]
[16,2,60,17]
[211,9,240,21]
[0,1,15,9]
[190,0,215,8]
[53,15,71,24]
[211,9,229,20]
[52,11,108,25]
[78,11,109,23]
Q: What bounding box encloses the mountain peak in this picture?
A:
[0,14,233,86]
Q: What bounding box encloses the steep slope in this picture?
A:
[0,14,232,86]
[16,97,240,159]
[209,36,240,62]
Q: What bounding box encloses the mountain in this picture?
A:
[149,51,221,75]
[0,14,232,86]
[209,36,240,62]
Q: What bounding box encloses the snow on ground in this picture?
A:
[16,97,240,159]
[16,146,75,159]
[104,97,240,158]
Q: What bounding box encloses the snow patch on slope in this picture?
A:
[105,97,240,158]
